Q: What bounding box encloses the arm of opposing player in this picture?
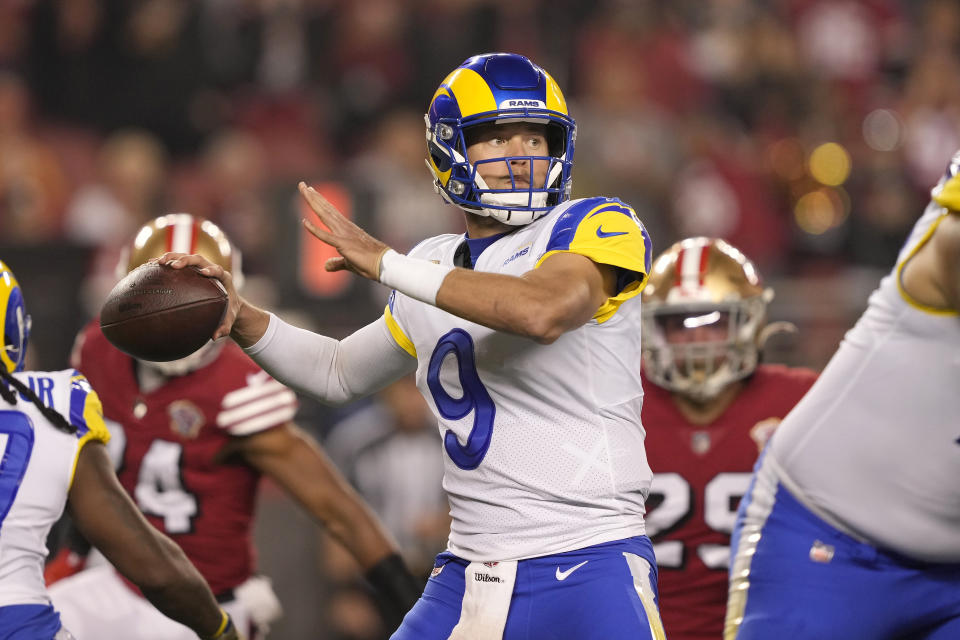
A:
[234,424,422,619]
[236,424,400,569]
[67,442,236,639]
[243,314,416,406]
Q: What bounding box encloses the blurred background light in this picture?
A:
[863,109,904,152]
[768,138,807,182]
[795,187,850,235]
[809,143,852,186]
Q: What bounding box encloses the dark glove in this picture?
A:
[364,553,424,630]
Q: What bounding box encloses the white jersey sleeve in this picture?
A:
[244,313,416,407]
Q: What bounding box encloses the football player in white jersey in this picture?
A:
[162,52,665,639]
[0,259,238,640]
[725,154,960,639]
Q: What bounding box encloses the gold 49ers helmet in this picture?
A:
[641,237,773,402]
[115,214,243,375]
[116,213,243,289]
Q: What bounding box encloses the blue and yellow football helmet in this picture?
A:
[0,260,31,373]
[425,53,576,225]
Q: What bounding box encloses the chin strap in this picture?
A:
[472,164,557,225]
[429,147,564,226]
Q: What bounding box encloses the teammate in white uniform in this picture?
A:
[0,260,238,640]
[163,52,666,639]
[725,153,960,639]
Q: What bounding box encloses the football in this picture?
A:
[100,263,228,362]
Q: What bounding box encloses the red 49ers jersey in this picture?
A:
[641,364,816,640]
[72,321,298,595]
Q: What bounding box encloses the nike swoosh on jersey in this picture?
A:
[555,560,589,581]
[596,226,628,238]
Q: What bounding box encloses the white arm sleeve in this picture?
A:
[242,313,416,406]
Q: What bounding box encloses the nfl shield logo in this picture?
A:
[691,431,711,454]
[168,400,204,439]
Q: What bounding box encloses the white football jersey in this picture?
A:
[768,156,960,562]
[385,196,654,561]
[0,370,109,606]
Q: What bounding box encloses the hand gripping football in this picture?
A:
[100,263,228,362]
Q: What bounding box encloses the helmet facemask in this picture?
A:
[642,297,768,402]
[424,53,577,226]
[428,115,573,225]
[472,152,564,214]
[641,237,773,403]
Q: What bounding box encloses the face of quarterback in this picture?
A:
[465,122,551,191]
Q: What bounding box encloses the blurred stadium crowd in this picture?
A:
[2,0,959,637]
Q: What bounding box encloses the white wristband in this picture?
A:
[378,249,453,305]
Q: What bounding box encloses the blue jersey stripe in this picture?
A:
[641,226,653,274]
[68,370,92,437]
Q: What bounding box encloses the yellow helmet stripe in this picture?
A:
[430,162,452,186]
[444,68,497,118]
[0,264,19,373]
[543,71,568,115]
